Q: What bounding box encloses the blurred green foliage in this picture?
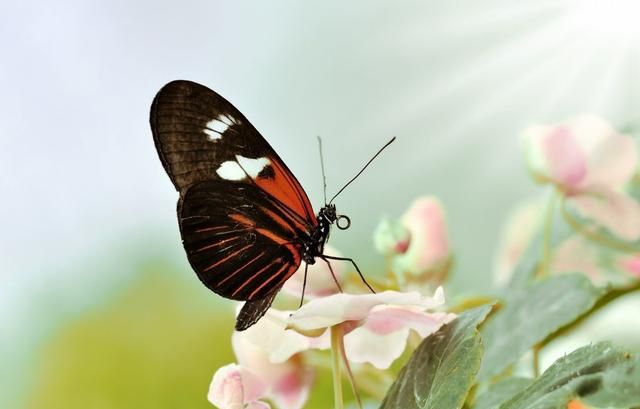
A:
[21,264,340,409]
[24,266,234,409]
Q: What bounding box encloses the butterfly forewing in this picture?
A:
[151,80,316,225]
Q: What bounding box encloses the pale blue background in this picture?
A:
[2,1,639,406]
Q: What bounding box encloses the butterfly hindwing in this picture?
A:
[178,179,306,301]
[236,292,279,331]
[151,80,316,225]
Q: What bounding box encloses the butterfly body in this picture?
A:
[303,204,336,264]
[151,80,347,330]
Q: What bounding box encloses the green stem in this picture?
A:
[338,330,363,409]
[540,189,558,277]
[331,325,344,409]
[532,343,541,378]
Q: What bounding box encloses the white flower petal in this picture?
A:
[568,116,637,189]
[341,306,456,369]
[288,288,446,332]
[246,402,271,409]
[570,189,640,241]
[235,308,321,364]
[344,326,410,369]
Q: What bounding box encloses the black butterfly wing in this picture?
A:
[178,179,308,302]
[236,292,279,331]
[151,80,317,228]
[151,80,321,330]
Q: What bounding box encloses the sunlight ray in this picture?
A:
[407,27,581,156]
[365,16,575,136]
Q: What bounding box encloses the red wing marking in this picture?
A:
[249,263,292,299]
[194,225,237,233]
[261,207,296,235]
[232,262,287,298]
[217,251,266,287]
[202,245,250,273]
[230,213,256,227]
[254,158,316,225]
[255,228,290,246]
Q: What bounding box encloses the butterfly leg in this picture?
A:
[321,255,376,294]
[319,256,344,293]
[299,263,309,308]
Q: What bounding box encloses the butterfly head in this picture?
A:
[318,204,351,231]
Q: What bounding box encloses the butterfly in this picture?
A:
[150,80,394,331]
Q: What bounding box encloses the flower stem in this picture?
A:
[540,189,558,277]
[331,325,344,409]
[532,343,541,378]
[338,330,363,409]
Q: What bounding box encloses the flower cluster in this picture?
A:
[208,114,640,409]
[208,245,455,409]
[497,115,640,284]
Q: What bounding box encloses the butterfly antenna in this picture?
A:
[329,137,396,204]
[317,136,328,205]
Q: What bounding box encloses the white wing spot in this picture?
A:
[215,156,271,181]
[216,161,245,180]
[236,156,270,178]
[203,114,240,142]
[219,114,239,126]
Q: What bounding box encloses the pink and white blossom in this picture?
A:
[493,199,544,285]
[493,199,605,284]
[208,364,271,409]
[287,288,456,369]
[374,197,450,279]
[617,255,640,279]
[524,115,640,241]
[229,309,318,409]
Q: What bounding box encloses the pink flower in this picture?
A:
[549,236,601,281]
[524,115,640,240]
[208,364,270,409]
[287,288,456,369]
[227,309,318,409]
[617,255,640,279]
[493,199,607,284]
[494,199,544,285]
[281,245,343,299]
[374,197,450,278]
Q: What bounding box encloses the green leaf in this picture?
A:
[474,377,532,409]
[479,274,602,381]
[379,305,492,409]
[499,342,638,409]
[583,356,640,407]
